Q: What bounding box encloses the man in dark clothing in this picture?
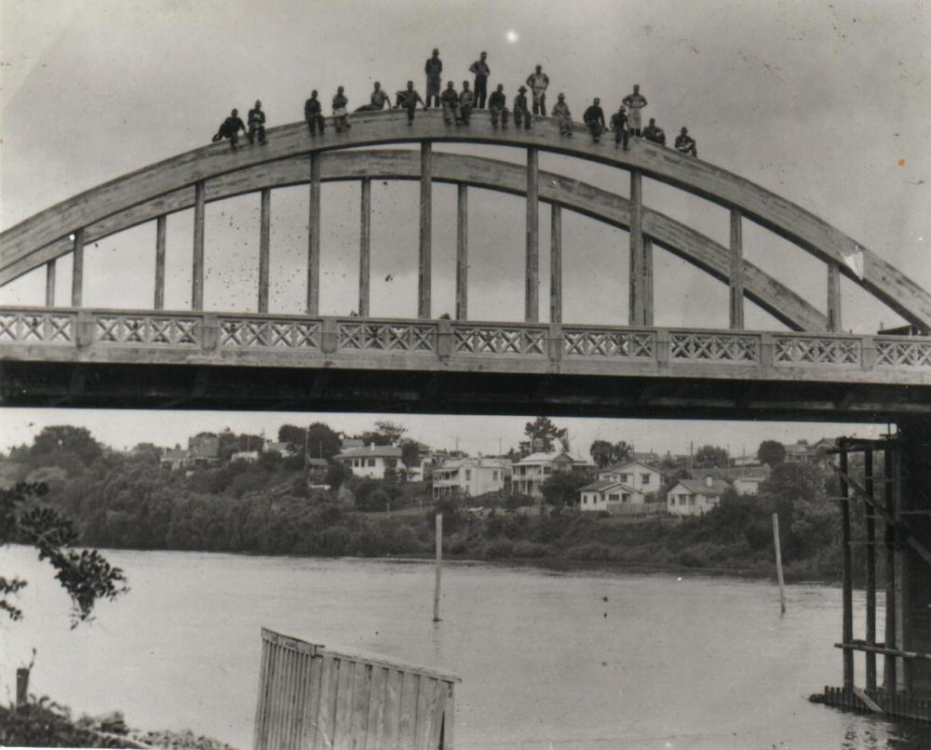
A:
[488,84,509,128]
[247,100,267,145]
[643,118,666,145]
[305,91,324,136]
[583,98,606,143]
[514,86,531,129]
[355,82,391,112]
[332,86,350,133]
[395,81,425,124]
[610,105,629,150]
[212,108,246,150]
[469,51,490,108]
[440,81,461,125]
[425,48,443,108]
[675,127,698,156]
[459,81,474,124]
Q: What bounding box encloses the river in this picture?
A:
[2,546,929,749]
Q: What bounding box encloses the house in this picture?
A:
[597,460,663,496]
[263,440,296,457]
[336,444,403,479]
[667,476,731,516]
[733,474,768,496]
[160,435,221,471]
[160,446,188,471]
[432,457,511,498]
[580,480,645,513]
[697,464,771,496]
[511,450,593,499]
[230,450,260,462]
[341,437,365,450]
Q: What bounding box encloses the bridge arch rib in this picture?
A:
[1,109,929,329]
[2,150,826,332]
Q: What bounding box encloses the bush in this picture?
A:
[483,538,515,559]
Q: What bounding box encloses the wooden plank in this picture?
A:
[302,655,324,750]
[397,672,419,748]
[253,639,271,750]
[349,661,371,748]
[427,680,448,750]
[154,215,166,310]
[359,178,371,317]
[45,259,56,307]
[730,209,745,329]
[456,184,468,320]
[71,228,84,307]
[192,182,205,311]
[3,150,829,333]
[525,147,539,323]
[363,666,388,750]
[413,678,440,750]
[307,155,321,315]
[629,170,643,325]
[266,643,283,750]
[382,668,403,750]
[316,656,339,750]
[550,204,562,324]
[419,142,432,319]
[642,237,654,327]
[840,449,854,690]
[259,189,271,313]
[444,683,455,750]
[884,445,898,691]
[828,262,842,332]
[853,686,885,714]
[333,657,355,745]
[864,447,877,693]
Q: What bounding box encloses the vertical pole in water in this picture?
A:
[840,449,854,691]
[864,447,877,693]
[883,445,897,692]
[772,513,786,614]
[433,513,443,623]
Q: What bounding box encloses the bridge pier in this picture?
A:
[155,215,166,310]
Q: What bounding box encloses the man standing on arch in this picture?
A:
[525,64,550,116]
[469,51,490,109]
[622,84,648,137]
[425,48,443,108]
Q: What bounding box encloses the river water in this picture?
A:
[2,546,929,749]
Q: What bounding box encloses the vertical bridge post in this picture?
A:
[525,147,539,323]
[359,178,371,317]
[827,263,842,332]
[45,259,56,307]
[307,155,321,315]
[456,184,468,320]
[642,237,654,326]
[730,209,745,329]
[155,215,166,310]
[419,142,432,319]
[883,443,897,692]
[629,171,643,325]
[258,189,271,313]
[550,204,562,323]
[192,181,205,310]
[840,448,854,691]
[864,447,877,693]
[70,228,84,307]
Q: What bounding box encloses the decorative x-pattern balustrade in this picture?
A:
[220,317,321,349]
[774,335,860,366]
[338,321,436,353]
[95,314,200,346]
[564,329,655,359]
[670,332,759,363]
[876,339,931,368]
[0,310,74,345]
[453,325,548,356]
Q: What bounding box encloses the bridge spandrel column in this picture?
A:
[155,215,167,310]
[642,237,654,327]
[45,259,56,307]
[192,182,205,311]
[729,209,745,329]
[307,156,322,315]
[550,205,562,324]
[827,263,842,332]
[359,178,371,317]
[629,171,644,326]
[456,184,468,321]
[258,189,271,313]
[70,228,84,307]
[525,147,539,323]
[419,142,432,319]
[897,418,931,696]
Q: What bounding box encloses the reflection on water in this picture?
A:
[2,547,929,749]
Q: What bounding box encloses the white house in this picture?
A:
[667,476,731,516]
[432,457,511,498]
[580,480,645,513]
[336,444,403,479]
[597,460,663,496]
[512,450,593,499]
[733,472,768,496]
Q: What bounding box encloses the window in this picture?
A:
[493,470,499,481]
[642,474,651,485]
[543,466,551,475]
[367,458,376,467]
[583,497,588,505]
[622,494,630,503]
[609,494,619,501]
[620,473,629,483]
[465,469,472,481]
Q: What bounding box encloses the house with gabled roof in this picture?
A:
[512,449,593,499]
[336,444,403,479]
[667,476,731,516]
[580,480,645,513]
[597,460,663,495]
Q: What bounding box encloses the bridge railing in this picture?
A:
[3,306,930,381]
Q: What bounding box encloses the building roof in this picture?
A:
[672,478,731,496]
[337,445,403,460]
[580,480,639,493]
[307,458,330,468]
[516,450,590,466]
[438,457,511,471]
[162,447,187,461]
[601,459,663,475]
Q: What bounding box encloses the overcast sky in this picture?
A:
[0,0,926,455]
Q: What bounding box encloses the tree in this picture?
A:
[541,472,591,507]
[590,440,614,469]
[359,420,407,447]
[693,444,729,469]
[1,482,129,627]
[326,461,353,490]
[612,441,632,465]
[758,440,786,467]
[401,439,421,468]
[524,417,561,453]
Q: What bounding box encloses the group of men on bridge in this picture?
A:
[210,49,698,158]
